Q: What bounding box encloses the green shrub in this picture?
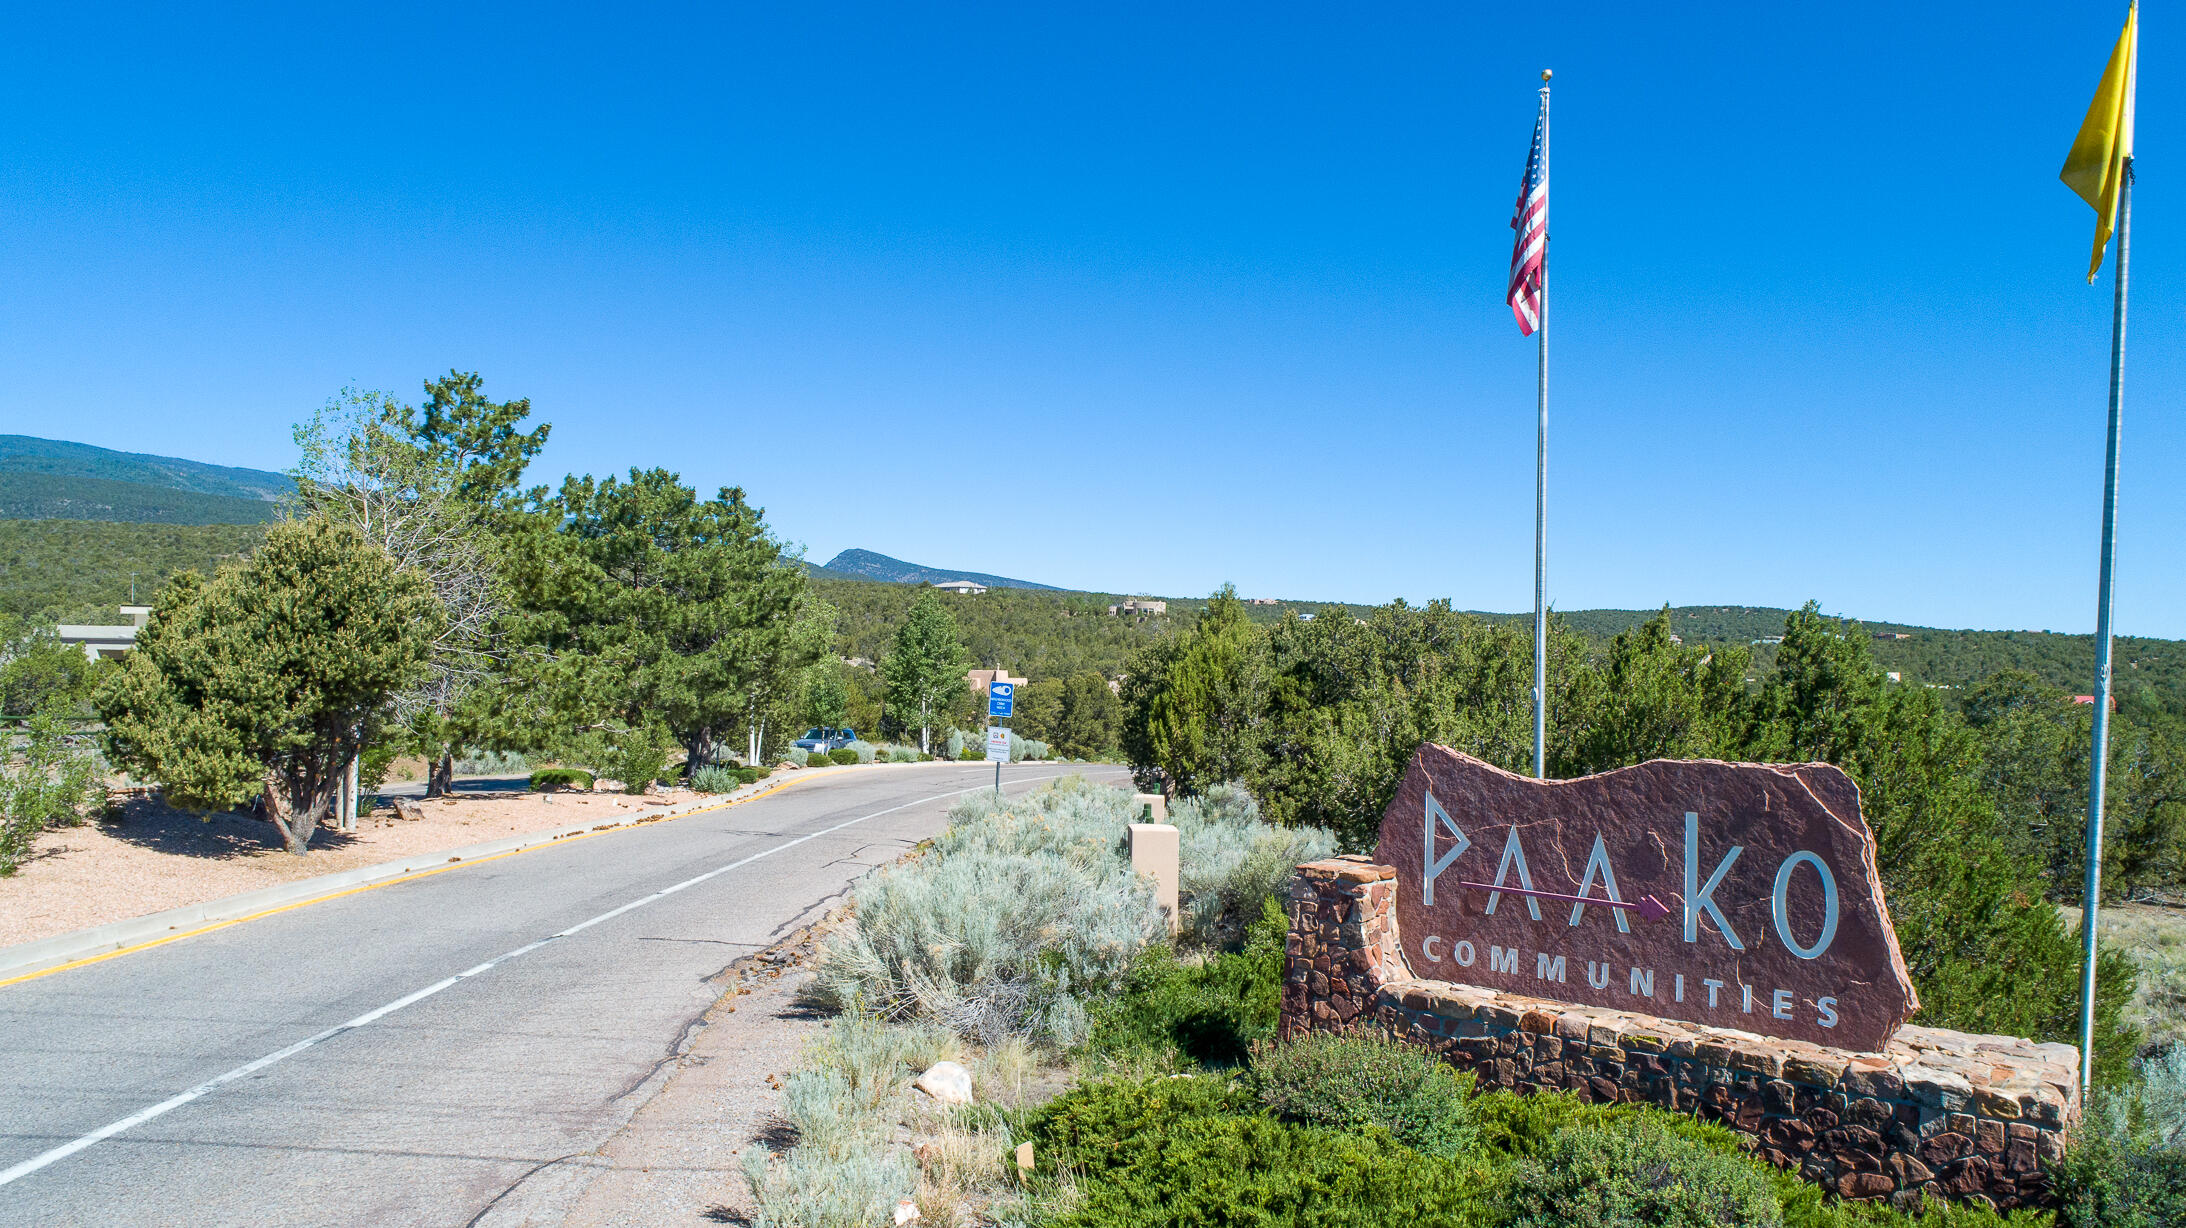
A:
[1,707,103,875]
[687,765,740,794]
[828,747,860,766]
[1090,895,1288,1068]
[783,746,809,767]
[2051,1047,2186,1228]
[1252,1029,1478,1158]
[807,847,1162,1047]
[604,725,674,794]
[1506,1114,1783,1228]
[1028,1075,1502,1228]
[528,767,594,792]
[945,728,967,759]
[844,739,877,764]
[739,1144,913,1228]
[958,744,983,761]
[1170,783,1336,949]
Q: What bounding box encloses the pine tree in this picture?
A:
[95,519,439,854]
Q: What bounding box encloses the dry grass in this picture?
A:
[903,1039,1063,1227]
[2064,901,2186,1052]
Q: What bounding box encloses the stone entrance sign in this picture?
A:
[1375,745,1918,1052]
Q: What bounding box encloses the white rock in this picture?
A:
[893,1198,921,1225]
[912,1060,973,1105]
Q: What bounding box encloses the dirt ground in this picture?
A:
[0,787,711,949]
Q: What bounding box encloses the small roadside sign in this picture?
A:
[989,681,1014,718]
[985,726,1011,763]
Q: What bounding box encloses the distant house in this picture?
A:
[966,666,1029,695]
[1246,597,1280,606]
[1107,599,1167,616]
[2070,694,2121,711]
[933,579,987,595]
[1752,635,1784,646]
[1667,633,1684,646]
[1873,632,1914,641]
[56,606,151,662]
[1886,672,1901,683]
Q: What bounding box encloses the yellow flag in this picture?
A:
[2062,3,2140,282]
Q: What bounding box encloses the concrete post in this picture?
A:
[1132,792,1167,823]
[1127,822,1180,936]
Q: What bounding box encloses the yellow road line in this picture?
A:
[0,769,828,990]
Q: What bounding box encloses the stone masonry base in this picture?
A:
[1279,856,2080,1213]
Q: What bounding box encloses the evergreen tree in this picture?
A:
[515,469,809,772]
[95,519,438,853]
[1054,669,1123,759]
[1743,603,2141,1081]
[1133,586,1265,796]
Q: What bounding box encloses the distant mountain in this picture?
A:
[0,435,292,525]
[821,548,1061,591]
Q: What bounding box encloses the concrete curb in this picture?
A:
[0,770,817,983]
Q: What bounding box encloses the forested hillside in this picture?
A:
[0,473,280,524]
[814,578,1171,680]
[6,511,2182,713]
[0,434,291,527]
[0,520,266,622]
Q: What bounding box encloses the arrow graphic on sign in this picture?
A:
[1451,881,1673,921]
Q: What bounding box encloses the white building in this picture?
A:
[57,606,152,662]
[934,579,988,595]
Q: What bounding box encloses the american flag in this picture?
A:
[1507,99,1548,336]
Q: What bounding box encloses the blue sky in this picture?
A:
[2,3,2180,635]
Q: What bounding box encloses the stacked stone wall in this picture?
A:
[1280,856,2079,1213]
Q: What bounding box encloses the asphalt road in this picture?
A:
[0,761,1129,1227]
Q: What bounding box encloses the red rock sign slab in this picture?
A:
[1375,745,1918,1052]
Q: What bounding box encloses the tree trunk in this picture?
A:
[426,749,455,797]
[262,777,335,855]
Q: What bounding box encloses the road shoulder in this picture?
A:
[481,918,838,1228]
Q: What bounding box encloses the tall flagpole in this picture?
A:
[2077,159,2130,1092]
[1532,70,1551,780]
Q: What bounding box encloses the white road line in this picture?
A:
[0,770,1068,1190]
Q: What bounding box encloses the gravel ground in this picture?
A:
[0,786,719,948]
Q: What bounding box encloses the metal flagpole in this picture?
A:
[2077,160,2131,1092]
[1532,70,1551,780]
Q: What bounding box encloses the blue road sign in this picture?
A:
[989,681,1014,718]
